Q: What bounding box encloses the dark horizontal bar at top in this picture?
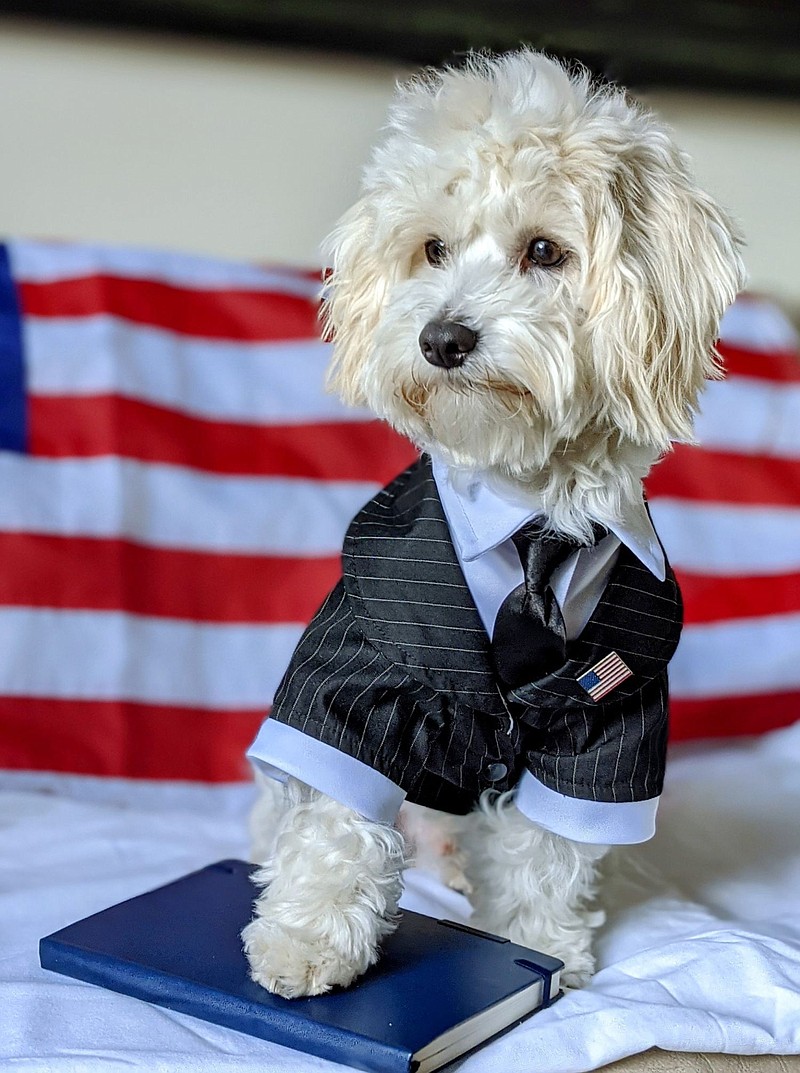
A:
[2,0,799,97]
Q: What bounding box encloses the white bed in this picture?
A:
[3,721,800,1072]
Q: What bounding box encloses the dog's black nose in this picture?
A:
[418,320,478,369]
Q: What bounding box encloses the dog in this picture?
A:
[241,49,744,998]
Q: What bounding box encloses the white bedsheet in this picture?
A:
[2,722,800,1072]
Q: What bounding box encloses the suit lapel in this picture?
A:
[342,455,508,716]
[509,546,683,710]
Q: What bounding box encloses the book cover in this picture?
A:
[40,859,562,1073]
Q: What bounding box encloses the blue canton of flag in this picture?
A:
[578,652,633,702]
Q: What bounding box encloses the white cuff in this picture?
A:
[247,719,407,825]
[515,769,659,845]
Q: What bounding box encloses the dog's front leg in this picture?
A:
[461,791,608,988]
[242,777,406,998]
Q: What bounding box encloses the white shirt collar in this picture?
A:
[431,457,666,581]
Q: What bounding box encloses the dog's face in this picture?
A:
[323,52,744,484]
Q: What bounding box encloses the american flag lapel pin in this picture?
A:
[577,652,633,701]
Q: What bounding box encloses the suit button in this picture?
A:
[483,762,508,783]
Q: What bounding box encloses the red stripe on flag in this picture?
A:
[0,533,340,622]
[4,690,795,780]
[19,275,320,341]
[718,342,800,383]
[646,445,800,506]
[0,696,265,781]
[676,569,800,624]
[29,395,418,483]
[670,691,800,742]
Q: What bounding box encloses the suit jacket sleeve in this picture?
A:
[268,580,444,791]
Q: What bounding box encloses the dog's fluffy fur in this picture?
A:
[242,50,744,997]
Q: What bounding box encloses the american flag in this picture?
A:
[578,652,634,702]
[0,239,798,782]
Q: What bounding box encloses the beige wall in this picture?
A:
[0,19,798,315]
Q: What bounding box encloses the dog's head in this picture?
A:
[322,51,744,498]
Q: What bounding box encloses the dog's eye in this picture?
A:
[522,238,566,270]
[424,239,448,267]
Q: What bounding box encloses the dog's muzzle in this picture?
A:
[418,320,478,369]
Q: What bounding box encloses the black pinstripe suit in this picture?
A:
[266,456,683,815]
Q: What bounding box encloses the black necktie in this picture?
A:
[491,524,603,689]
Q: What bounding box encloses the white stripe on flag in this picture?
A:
[23,316,371,424]
[0,607,301,707]
[648,500,800,575]
[695,378,800,458]
[8,239,321,297]
[670,612,800,699]
[0,456,377,554]
[719,298,800,353]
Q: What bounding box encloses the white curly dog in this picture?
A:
[242,49,744,998]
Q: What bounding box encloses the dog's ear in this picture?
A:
[321,196,389,407]
[584,116,746,449]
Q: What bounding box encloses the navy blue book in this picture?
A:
[39,859,563,1073]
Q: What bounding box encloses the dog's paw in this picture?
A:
[469,910,600,990]
[557,955,596,990]
[241,916,373,998]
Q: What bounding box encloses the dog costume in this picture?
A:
[250,455,683,840]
